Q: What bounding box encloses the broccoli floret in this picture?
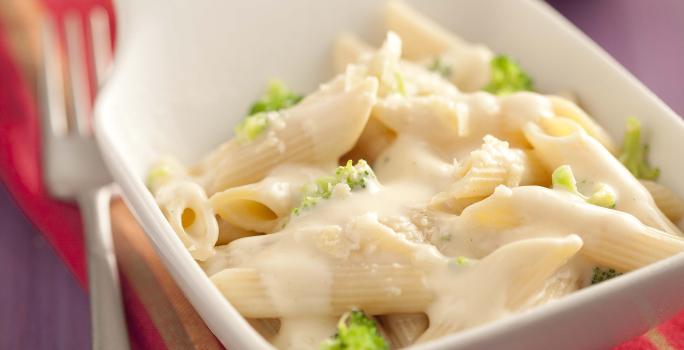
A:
[146,164,172,190]
[292,160,376,215]
[248,79,303,115]
[455,256,469,266]
[427,57,452,78]
[234,80,303,142]
[447,256,471,271]
[591,267,622,285]
[320,310,388,350]
[586,183,617,209]
[552,165,616,208]
[619,117,659,180]
[551,165,580,194]
[234,112,270,142]
[394,71,407,96]
[335,159,375,191]
[483,55,534,95]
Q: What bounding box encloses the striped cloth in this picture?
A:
[0,0,682,349]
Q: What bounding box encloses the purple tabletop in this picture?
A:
[1,1,683,349]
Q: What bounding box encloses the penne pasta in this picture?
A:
[419,235,583,342]
[210,165,326,233]
[344,31,461,100]
[640,180,684,224]
[523,118,682,236]
[341,116,397,166]
[155,181,219,260]
[379,313,429,348]
[372,135,455,191]
[385,1,493,92]
[461,185,684,271]
[525,265,582,308]
[432,135,549,213]
[211,264,434,318]
[201,232,288,277]
[548,95,617,153]
[372,94,468,147]
[581,224,684,272]
[216,218,257,246]
[193,73,378,194]
[373,316,395,348]
[385,1,454,59]
[212,183,283,233]
[200,245,230,277]
[247,318,281,341]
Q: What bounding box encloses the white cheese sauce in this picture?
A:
[212,91,583,349]
[205,90,605,350]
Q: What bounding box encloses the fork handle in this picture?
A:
[79,186,131,350]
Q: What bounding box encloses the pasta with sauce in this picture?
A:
[147,2,684,349]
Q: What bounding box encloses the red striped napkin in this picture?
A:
[0,1,680,349]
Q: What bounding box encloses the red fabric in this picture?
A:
[659,312,684,349]
[0,9,86,287]
[615,336,658,350]
[120,274,169,350]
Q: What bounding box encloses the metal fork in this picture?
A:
[39,9,130,350]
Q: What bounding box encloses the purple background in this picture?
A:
[1,1,683,349]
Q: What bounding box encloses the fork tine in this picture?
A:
[64,11,91,135]
[89,7,113,87]
[39,17,68,137]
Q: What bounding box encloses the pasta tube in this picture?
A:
[461,185,684,271]
[431,135,548,213]
[194,74,378,194]
[211,265,433,318]
[640,180,684,224]
[155,181,218,260]
[548,96,617,153]
[247,318,280,341]
[523,117,681,235]
[211,165,326,233]
[379,313,428,348]
[419,235,583,342]
[385,0,493,91]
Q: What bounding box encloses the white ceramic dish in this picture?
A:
[95,0,684,349]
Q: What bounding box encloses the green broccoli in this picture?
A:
[427,57,452,78]
[146,164,172,190]
[320,310,388,350]
[454,256,469,266]
[591,267,622,285]
[586,183,617,208]
[248,79,303,115]
[483,55,534,95]
[446,255,469,269]
[292,160,376,215]
[234,80,303,142]
[552,165,616,208]
[233,112,270,142]
[394,71,407,96]
[619,117,660,180]
[335,159,375,190]
[551,165,580,195]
